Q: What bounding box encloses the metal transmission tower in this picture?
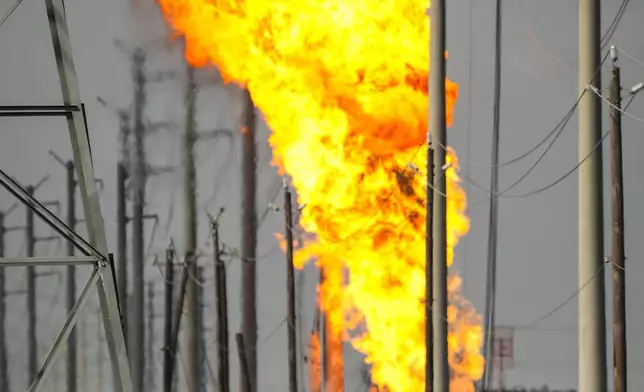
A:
[0,0,133,390]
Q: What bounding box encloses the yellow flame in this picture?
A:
[157,0,485,390]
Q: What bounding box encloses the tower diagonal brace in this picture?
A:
[43,0,132,390]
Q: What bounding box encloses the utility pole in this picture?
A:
[425,138,434,392]
[236,333,252,392]
[578,0,607,391]
[609,47,626,392]
[169,250,193,391]
[212,216,230,392]
[146,282,156,392]
[25,185,37,387]
[283,181,298,392]
[240,88,258,392]
[183,64,201,392]
[0,213,7,392]
[130,46,147,392]
[0,204,27,392]
[163,248,174,392]
[482,0,503,389]
[196,266,206,392]
[117,160,128,335]
[429,0,449,390]
[65,160,78,392]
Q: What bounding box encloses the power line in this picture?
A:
[0,0,24,29]
[600,0,630,49]
[588,85,644,124]
[615,45,644,68]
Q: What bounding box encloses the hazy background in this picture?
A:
[1,0,643,390]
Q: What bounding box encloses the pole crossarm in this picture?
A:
[0,104,81,117]
[0,256,97,267]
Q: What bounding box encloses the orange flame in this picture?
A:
[309,330,322,392]
[157,0,485,390]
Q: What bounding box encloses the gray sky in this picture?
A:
[1,0,644,391]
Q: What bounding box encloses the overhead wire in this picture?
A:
[600,0,630,50]
[588,85,644,124]
[0,0,24,29]
[481,0,503,388]
[439,51,612,203]
[616,45,644,68]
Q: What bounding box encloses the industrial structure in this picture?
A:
[0,0,132,390]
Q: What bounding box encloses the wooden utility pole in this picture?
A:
[482,0,502,390]
[116,160,128,334]
[283,181,298,392]
[240,88,258,392]
[183,63,201,392]
[146,282,156,392]
[130,47,148,392]
[424,140,434,392]
[168,251,192,390]
[65,160,78,392]
[609,47,627,392]
[163,248,174,392]
[428,0,449,389]
[212,217,230,392]
[578,1,607,391]
[236,333,253,392]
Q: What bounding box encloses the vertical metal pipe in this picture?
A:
[428,0,449,389]
[578,1,607,392]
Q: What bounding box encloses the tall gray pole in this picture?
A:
[163,248,174,392]
[609,50,626,392]
[578,1,607,392]
[283,182,297,392]
[117,161,128,337]
[146,282,156,392]
[425,140,434,392]
[182,64,201,392]
[66,160,78,392]
[25,185,37,387]
[212,218,230,392]
[481,0,502,389]
[130,47,147,392]
[0,213,8,392]
[429,0,449,390]
[240,88,258,392]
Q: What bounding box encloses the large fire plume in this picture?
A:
[157,0,485,390]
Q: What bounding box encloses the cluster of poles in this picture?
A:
[159,183,298,392]
[424,1,630,392]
